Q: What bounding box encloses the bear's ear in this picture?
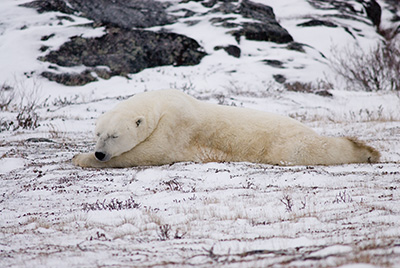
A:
[134,116,145,128]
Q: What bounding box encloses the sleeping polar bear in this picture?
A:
[72,89,380,168]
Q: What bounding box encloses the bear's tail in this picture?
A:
[345,137,381,163]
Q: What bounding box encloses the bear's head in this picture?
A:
[93,111,147,162]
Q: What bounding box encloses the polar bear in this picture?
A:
[72,89,380,168]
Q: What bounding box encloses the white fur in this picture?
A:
[73,89,380,168]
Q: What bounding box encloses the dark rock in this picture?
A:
[286,42,305,53]
[42,71,98,86]
[262,59,285,68]
[214,45,241,58]
[392,15,400,23]
[93,68,112,80]
[210,17,240,28]
[303,0,382,40]
[210,2,238,14]
[315,90,333,97]
[284,42,327,58]
[206,0,292,44]
[56,15,75,22]
[297,19,338,28]
[233,22,293,43]
[179,0,202,3]
[22,0,176,28]
[41,33,55,41]
[171,9,196,18]
[66,0,176,28]
[273,74,286,84]
[210,17,238,27]
[26,138,55,143]
[20,0,75,14]
[202,0,218,8]
[239,0,276,23]
[232,0,293,43]
[362,0,381,27]
[223,45,241,58]
[39,45,50,52]
[184,20,202,26]
[40,27,206,85]
[307,0,381,27]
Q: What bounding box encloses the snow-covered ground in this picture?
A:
[1,0,400,267]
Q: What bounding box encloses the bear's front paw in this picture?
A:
[72,153,97,168]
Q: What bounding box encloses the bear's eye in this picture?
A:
[96,133,100,137]
[111,135,118,139]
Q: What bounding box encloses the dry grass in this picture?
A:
[0,79,42,131]
[330,36,400,92]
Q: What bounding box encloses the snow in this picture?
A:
[0,158,27,174]
[1,0,400,267]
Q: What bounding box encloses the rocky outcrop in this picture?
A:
[20,0,75,14]
[38,26,206,85]
[306,0,382,28]
[21,0,175,28]
[203,0,293,43]
[40,27,206,77]
[237,0,292,43]
[22,0,205,86]
[21,0,296,86]
[21,0,386,87]
[66,0,175,28]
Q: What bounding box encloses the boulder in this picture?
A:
[41,71,98,86]
[231,0,293,43]
[20,0,74,14]
[214,45,241,58]
[232,22,293,43]
[297,19,338,28]
[307,0,381,27]
[22,0,175,28]
[184,0,293,43]
[39,27,206,84]
[66,0,176,28]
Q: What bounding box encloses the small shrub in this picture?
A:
[16,106,39,130]
[330,39,400,92]
[0,80,42,132]
[52,95,79,107]
[82,196,141,211]
[333,190,353,204]
[284,81,313,93]
[162,178,182,191]
[280,194,294,212]
[0,118,15,132]
[0,83,15,110]
[158,224,171,241]
[170,80,196,92]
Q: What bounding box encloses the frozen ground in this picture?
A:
[1,0,400,267]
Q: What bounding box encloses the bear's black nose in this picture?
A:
[95,152,106,161]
